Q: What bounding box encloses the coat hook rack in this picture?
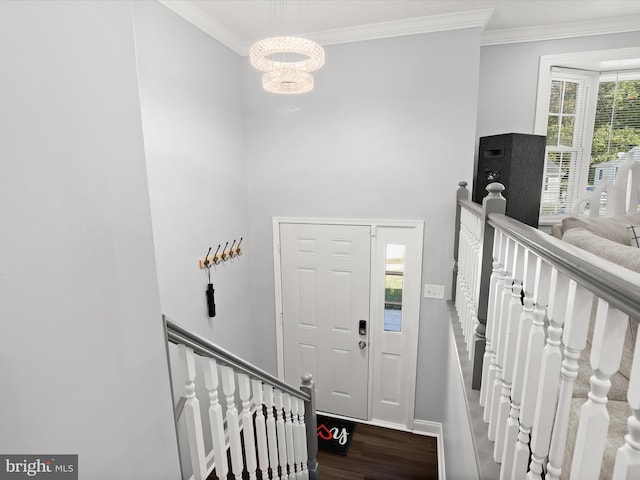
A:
[199,237,245,268]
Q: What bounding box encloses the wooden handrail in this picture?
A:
[487,212,640,321]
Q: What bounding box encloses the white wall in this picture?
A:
[133,2,256,362]
[243,28,483,423]
[0,1,180,478]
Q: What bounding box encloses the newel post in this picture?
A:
[453,181,470,301]
[301,373,319,480]
[472,182,506,389]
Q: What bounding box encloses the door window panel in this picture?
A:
[384,244,405,332]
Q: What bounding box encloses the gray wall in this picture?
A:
[443,320,480,480]
[133,1,256,362]
[242,27,482,423]
[0,1,180,478]
[476,31,640,139]
[132,5,483,472]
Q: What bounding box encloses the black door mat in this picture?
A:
[316,414,356,455]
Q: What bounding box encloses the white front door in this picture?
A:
[279,223,371,420]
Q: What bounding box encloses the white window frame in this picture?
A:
[540,68,599,219]
[534,47,640,223]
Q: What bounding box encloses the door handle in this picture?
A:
[359,340,367,350]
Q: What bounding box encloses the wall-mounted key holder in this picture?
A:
[199,237,244,268]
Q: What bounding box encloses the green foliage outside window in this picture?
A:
[385,274,403,305]
[591,79,640,165]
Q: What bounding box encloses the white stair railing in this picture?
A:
[164,317,318,480]
[453,181,640,479]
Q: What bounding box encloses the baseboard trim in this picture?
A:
[413,420,446,480]
[412,419,442,437]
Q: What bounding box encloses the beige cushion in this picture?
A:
[561,214,640,246]
[562,228,640,274]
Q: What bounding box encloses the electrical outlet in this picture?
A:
[424,284,445,299]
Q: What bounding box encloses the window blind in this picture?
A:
[591,71,640,166]
[541,68,597,217]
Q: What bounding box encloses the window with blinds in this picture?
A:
[540,68,640,219]
[541,69,597,216]
[591,71,640,178]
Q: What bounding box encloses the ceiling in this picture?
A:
[159,0,640,54]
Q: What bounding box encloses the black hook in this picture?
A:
[203,246,213,283]
[229,239,237,257]
[237,237,244,255]
[203,246,212,268]
[212,244,221,265]
[221,241,229,261]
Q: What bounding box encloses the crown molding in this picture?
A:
[273,8,495,53]
[157,1,640,54]
[158,1,492,56]
[158,0,245,54]
[481,14,640,46]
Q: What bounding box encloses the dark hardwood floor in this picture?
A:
[207,422,439,479]
[316,422,439,480]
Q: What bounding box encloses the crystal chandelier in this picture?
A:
[249,36,325,94]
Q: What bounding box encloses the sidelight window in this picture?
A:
[383,244,405,332]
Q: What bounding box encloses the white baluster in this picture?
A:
[456,213,467,314]
[511,257,550,479]
[480,228,503,408]
[527,269,569,480]
[462,212,478,353]
[455,220,466,318]
[291,397,302,480]
[252,379,270,479]
[484,232,506,421]
[469,227,481,360]
[239,373,258,480]
[284,393,297,478]
[296,397,309,480]
[546,282,593,480]
[612,326,640,479]
[275,389,291,479]
[571,300,628,479]
[221,365,244,480]
[202,357,228,478]
[489,236,514,441]
[265,385,280,479]
[501,248,533,478]
[460,220,472,346]
[495,243,524,463]
[178,345,207,480]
